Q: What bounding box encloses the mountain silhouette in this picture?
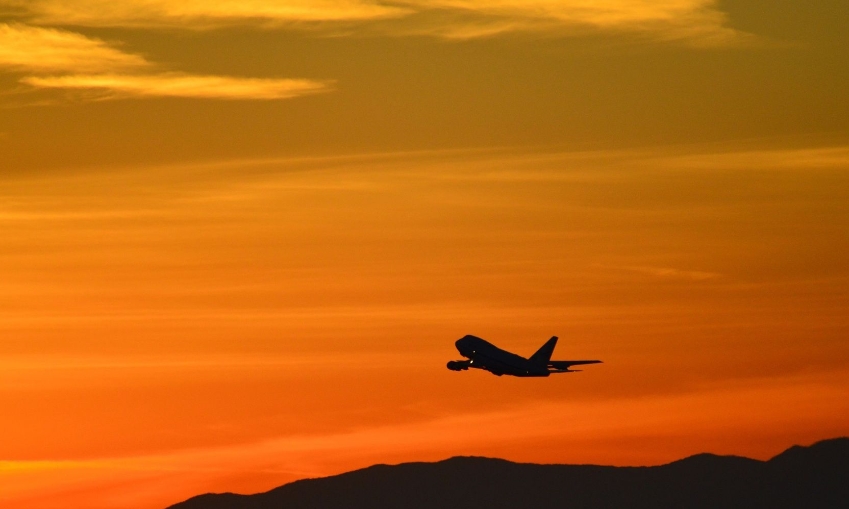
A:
[167,437,849,509]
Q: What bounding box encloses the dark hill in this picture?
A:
[167,438,849,509]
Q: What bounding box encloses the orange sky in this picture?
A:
[1,2,849,509]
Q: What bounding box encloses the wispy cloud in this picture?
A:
[0,23,147,74]
[3,0,407,27]
[653,146,849,171]
[21,74,332,100]
[3,0,744,44]
[0,23,331,101]
[393,0,740,43]
[607,265,721,281]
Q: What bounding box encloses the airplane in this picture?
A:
[447,335,601,377]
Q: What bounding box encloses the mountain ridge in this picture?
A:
[167,437,849,509]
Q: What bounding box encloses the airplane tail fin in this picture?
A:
[529,336,558,365]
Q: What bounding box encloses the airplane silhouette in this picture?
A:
[447,335,601,377]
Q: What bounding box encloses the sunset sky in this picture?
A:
[1,2,848,508]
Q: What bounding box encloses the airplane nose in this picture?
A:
[455,338,474,358]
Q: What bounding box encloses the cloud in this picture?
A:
[3,0,744,44]
[0,23,331,101]
[609,265,720,281]
[394,0,739,43]
[0,23,148,74]
[21,73,332,100]
[4,0,407,27]
[418,0,719,28]
[653,146,849,172]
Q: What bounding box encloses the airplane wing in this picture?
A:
[548,360,602,370]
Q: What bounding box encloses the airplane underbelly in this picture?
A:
[475,354,547,377]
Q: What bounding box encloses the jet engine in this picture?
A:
[446,360,470,371]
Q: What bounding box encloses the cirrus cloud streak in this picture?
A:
[21,74,332,100]
[3,0,744,44]
[395,0,737,42]
[3,0,407,27]
[0,23,147,74]
[0,23,331,101]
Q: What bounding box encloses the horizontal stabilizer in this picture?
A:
[548,360,602,370]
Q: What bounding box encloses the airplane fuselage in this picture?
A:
[452,335,551,377]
